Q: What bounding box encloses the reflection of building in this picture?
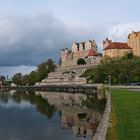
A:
[36,91,102,137]
[61,40,102,68]
[103,31,140,58]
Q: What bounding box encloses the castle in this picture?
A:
[61,40,102,68]
[36,31,140,86]
[103,31,140,58]
[60,31,140,68]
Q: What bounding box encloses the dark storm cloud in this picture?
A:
[0,13,70,66]
[0,13,108,66]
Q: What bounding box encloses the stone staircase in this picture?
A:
[35,67,87,86]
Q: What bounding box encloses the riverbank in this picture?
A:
[107,88,140,140]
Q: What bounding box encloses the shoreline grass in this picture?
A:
[107,88,140,140]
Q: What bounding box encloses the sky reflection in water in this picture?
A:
[0,91,105,140]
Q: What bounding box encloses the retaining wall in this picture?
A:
[93,91,111,140]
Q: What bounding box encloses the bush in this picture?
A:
[77,58,86,65]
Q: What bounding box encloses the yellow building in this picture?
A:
[128,31,140,56]
[103,38,132,58]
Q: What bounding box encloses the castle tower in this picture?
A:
[61,48,68,62]
[61,39,100,68]
[127,31,140,56]
[71,42,80,60]
[71,42,79,52]
[103,38,112,49]
[90,40,98,52]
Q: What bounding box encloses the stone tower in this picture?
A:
[127,31,140,56]
[103,38,112,49]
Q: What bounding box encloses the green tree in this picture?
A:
[37,62,48,81]
[28,71,38,85]
[82,55,140,85]
[122,52,134,60]
[77,58,86,65]
[12,58,56,86]
[21,74,29,86]
[46,58,56,73]
[12,73,22,85]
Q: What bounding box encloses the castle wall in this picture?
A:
[72,43,78,52]
[128,32,140,56]
[61,60,77,68]
[61,40,100,68]
[104,49,131,58]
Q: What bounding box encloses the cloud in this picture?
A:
[0,12,140,76]
[0,12,140,67]
[0,13,71,66]
[0,65,37,78]
[108,22,140,42]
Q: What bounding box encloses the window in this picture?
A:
[83,45,85,50]
[77,45,79,51]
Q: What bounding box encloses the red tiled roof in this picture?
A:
[103,42,132,50]
[88,49,96,56]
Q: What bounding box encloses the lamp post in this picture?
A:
[108,75,111,86]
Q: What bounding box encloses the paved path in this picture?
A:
[127,89,140,92]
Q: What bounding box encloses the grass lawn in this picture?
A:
[107,88,140,140]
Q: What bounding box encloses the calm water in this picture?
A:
[0,91,105,140]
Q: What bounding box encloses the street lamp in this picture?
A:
[108,75,111,86]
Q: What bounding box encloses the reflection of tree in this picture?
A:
[82,96,106,112]
[12,92,56,119]
[35,95,56,119]
[0,93,9,103]
[12,94,21,103]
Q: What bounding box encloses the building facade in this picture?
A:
[103,31,140,58]
[103,38,132,58]
[61,40,102,68]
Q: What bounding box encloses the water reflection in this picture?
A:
[0,91,106,140]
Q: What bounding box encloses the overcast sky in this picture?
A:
[0,0,140,77]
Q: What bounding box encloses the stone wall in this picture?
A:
[92,90,111,140]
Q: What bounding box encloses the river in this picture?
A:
[0,91,106,140]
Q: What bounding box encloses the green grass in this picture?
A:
[107,88,140,140]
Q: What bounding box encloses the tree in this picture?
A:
[21,74,29,86]
[126,52,134,59]
[12,73,22,85]
[37,62,48,81]
[28,71,38,85]
[46,58,56,73]
[82,55,140,85]
[12,58,56,86]
[122,52,134,60]
[77,58,86,65]
[0,76,5,81]
[0,75,6,86]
